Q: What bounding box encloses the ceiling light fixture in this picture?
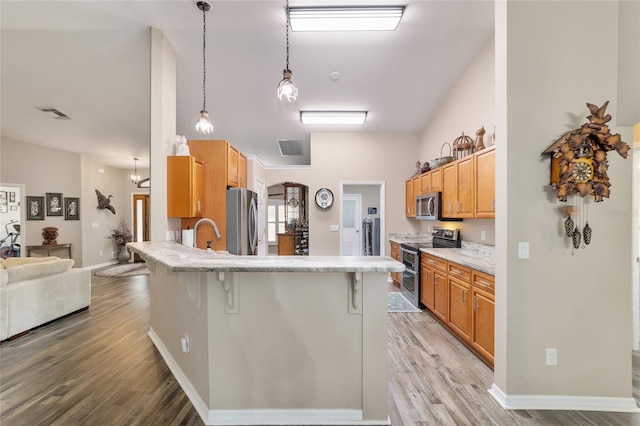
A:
[289,6,405,32]
[276,0,298,103]
[195,1,214,133]
[131,157,141,185]
[300,111,368,125]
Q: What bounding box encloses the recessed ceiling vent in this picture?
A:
[278,139,303,156]
[36,107,71,119]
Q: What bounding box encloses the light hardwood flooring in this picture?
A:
[1,275,639,425]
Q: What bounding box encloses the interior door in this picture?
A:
[133,194,150,262]
[341,194,362,256]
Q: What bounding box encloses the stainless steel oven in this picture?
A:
[400,227,461,309]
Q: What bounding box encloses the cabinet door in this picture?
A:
[390,242,401,285]
[456,156,475,217]
[441,163,457,216]
[413,176,421,198]
[167,156,203,218]
[238,153,247,188]
[472,287,495,366]
[430,168,442,192]
[475,147,495,218]
[405,180,414,217]
[227,145,239,187]
[420,172,430,194]
[448,277,471,341]
[420,264,435,309]
[432,269,448,322]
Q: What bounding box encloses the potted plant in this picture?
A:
[111,218,133,263]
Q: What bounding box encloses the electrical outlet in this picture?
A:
[546,348,557,366]
[180,336,190,354]
[481,230,486,241]
[99,250,103,256]
[111,251,118,259]
[518,242,529,259]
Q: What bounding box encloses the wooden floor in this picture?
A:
[1,275,639,426]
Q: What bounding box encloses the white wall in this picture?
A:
[494,0,634,404]
[254,133,421,255]
[418,37,496,245]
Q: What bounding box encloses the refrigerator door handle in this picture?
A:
[248,196,258,255]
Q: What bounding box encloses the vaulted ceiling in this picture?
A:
[1,0,494,168]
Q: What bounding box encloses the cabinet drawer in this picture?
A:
[472,270,495,293]
[422,253,446,272]
[448,262,471,283]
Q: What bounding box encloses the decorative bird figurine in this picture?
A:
[95,189,115,214]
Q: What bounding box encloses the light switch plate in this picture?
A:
[518,242,529,259]
[330,225,339,232]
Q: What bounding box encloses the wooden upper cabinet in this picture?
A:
[227,145,239,187]
[441,157,474,218]
[420,172,430,194]
[430,168,442,192]
[441,163,457,216]
[405,179,414,217]
[167,156,203,218]
[475,146,495,218]
[413,176,421,198]
[456,156,475,217]
[238,153,247,188]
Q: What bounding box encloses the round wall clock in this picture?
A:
[570,158,594,183]
[315,188,333,209]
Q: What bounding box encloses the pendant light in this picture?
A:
[195,1,214,133]
[276,0,298,103]
[131,157,140,185]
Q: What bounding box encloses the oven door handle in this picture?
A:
[403,268,417,276]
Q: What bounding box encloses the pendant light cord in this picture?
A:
[285,0,290,71]
[202,6,207,112]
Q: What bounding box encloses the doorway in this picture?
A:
[340,182,386,256]
[341,194,362,256]
[133,194,150,262]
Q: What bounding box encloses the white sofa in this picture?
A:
[0,256,91,341]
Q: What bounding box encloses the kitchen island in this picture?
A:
[127,241,404,426]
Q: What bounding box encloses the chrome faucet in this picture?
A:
[193,218,222,248]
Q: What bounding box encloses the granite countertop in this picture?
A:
[388,233,432,244]
[420,246,495,276]
[128,241,405,273]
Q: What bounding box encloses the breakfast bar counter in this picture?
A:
[127,241,403,426]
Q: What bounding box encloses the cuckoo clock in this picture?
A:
[542,101,630,253]
[542,101,630,202]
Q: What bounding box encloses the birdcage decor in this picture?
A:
[452,132,475,159]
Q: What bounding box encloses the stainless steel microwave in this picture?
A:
[416,192,440,220]
[416,192,462,221]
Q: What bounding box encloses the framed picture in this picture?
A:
[46,192,63,216]
[64,197,80,220]
[0,191,7,213]
[26,196,45,220]
[9,192,15,203]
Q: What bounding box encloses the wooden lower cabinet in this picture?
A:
[390,242,401,286]
[448,277,471,341]
[421,256,495,368]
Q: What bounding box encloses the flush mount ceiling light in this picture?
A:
[300,111,367,125]
[131,157,141,185]
[194,1,214,133]
[289,6,405,31]
[276,0,299,103]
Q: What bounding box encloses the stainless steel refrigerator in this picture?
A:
[226,188,258,255]
[361,217,380,256]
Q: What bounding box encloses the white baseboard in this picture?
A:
[148,328,389,426]
[489,383,640,413]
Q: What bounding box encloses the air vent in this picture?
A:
[277,139,303,156]
[36,107,71,119]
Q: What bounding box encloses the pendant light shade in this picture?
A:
[195,2,214,133]
[277,0,298,103]
[131,157,140,185]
